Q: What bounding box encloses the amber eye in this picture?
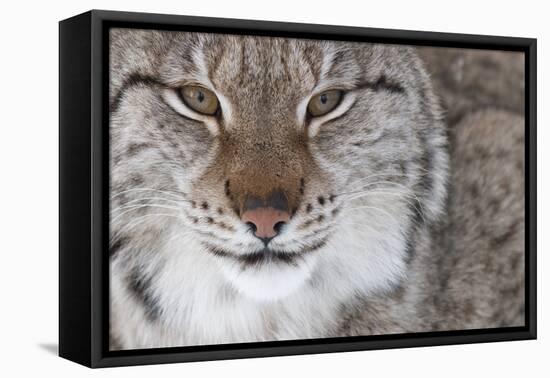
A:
[307,90,343,117]
[179,85,219,115]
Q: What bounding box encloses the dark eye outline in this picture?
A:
[306,89,345,118]
[177,85,220,116]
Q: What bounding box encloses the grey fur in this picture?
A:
[109,29,525,349]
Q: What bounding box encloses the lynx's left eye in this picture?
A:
[179,85,219,115]
[307,90,343,117]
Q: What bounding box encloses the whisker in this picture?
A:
[343,182,427,219]
[344,205,401,225]
[111,204,181,224]
[345,190,427,224]
[338,180,417,197]
[345,171,430,190]
[112,203,181,213]
[110,188,187,200]
[343,166,447,194]
[110,213,185,243]
[345,187,414,200]
[113,196,188,207]
[280,225,336,247]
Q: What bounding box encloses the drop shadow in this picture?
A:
[38,343,58,356]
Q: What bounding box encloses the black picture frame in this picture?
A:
[59,9,537,368]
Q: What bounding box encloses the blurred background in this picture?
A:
[418,47,525,126]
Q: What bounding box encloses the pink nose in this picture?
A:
[241,207,290,240]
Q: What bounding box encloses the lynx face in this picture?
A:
[110,31,448,303]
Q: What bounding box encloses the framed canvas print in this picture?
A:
[59,10,536,368]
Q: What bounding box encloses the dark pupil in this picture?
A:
[320,93,328,104]
[197,90,205,103]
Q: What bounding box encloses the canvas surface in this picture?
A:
[107,29,525,350]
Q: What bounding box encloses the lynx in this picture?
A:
[109,29,525,349]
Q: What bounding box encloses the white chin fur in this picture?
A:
[218,255,318,302]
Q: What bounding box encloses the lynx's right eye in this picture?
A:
[179,85,219,115]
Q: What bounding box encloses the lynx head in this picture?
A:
[110,30,448,302]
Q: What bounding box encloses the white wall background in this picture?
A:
[0,0,546,376]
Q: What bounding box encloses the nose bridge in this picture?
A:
[221,127,307,215]
[244,190,289,212]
